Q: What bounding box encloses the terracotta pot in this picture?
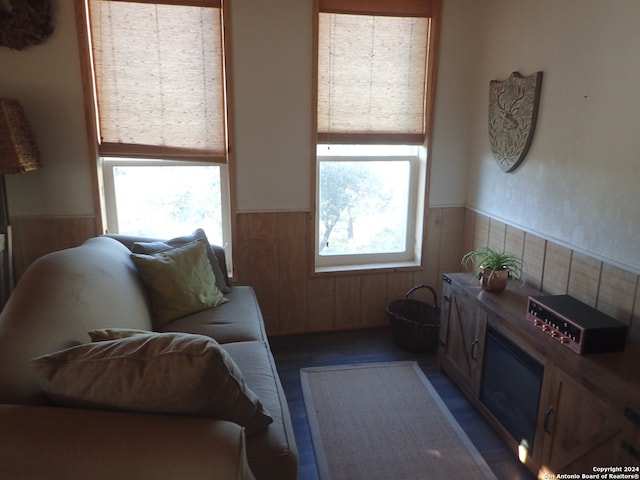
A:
[478,268,509,292]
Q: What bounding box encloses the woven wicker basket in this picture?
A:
[386,284,440,353]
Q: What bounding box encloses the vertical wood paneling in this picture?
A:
[411,268,436,293]
[236,213,280,332]
[439,207,465,283]
[14,210,637,340]
[522,233,546,290]
[567,252,602,307]
[462,209,476,253]
[542,243,572,295]
[250,241,280,332]
[307,276,335,331]
[423,207,442,289]
[598,263,637,324]
[13,216,98,279]
[473,213,490,249]
[504,225,524,261]
[361,273,389,328]
[487,218,506,251]
[277,213,309,333]
[233,214,252,284]
[425,208,442,252]
[334,276,361,329]
[234,209,637,340]
[387,271,414,301]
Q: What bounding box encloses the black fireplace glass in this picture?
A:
[480,324,544,451]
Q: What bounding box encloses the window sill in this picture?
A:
[314,260,421,275]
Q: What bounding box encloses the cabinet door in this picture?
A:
[541,368,628,473]
[439,284,485,398]
[616,411,640,466]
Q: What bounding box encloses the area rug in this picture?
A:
[300,361,497,480]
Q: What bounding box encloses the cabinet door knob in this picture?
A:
[471,339,480,360]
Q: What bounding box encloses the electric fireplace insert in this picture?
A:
[480,324,544,453]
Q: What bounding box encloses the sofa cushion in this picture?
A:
[223,341,299,480]
[31,333,273,435]
[132,228,231,294]
[159,286,267,344]
[131,239,228,328]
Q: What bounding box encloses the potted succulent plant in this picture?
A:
[461,246,524,292]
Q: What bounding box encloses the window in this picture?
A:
[103,158,230,247]
[316,144,423,269]
[315,0,439,271]
[76,0,231,257]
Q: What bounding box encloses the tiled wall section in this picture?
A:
[462,209,640,343]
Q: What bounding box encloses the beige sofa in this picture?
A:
[0,234,298,480]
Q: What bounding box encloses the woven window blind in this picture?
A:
[89,0,226,162]
[318,0,433,145]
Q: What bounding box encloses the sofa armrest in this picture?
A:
[0,405,255,480]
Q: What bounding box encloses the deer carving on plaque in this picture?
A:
[488,71,543,172]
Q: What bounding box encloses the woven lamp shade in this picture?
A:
[0,99,42,174]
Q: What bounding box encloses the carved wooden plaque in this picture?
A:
[489,71,543,172]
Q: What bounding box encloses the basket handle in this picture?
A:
[401,284,438,308]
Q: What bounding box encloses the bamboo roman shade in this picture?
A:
[89,0,226,162]
[317,0,434,145]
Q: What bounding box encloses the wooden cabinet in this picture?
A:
[619,415,640,466]
[440,273,640,476]
[540,367,628,473]
[439,276,487,399]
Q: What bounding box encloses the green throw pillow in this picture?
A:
[31,333,273,435]
[130,239,228,328]
[131,229,231,294]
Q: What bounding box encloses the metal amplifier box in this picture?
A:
[526,295,628,354]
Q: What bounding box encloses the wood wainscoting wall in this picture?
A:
[12,216,98,280]
[9,209,638,342]
[462,209,640,343]
[234,208,466,336]
[234,208,639,339]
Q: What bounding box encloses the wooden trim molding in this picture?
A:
[74,0,105,233]
[319,0,434,17]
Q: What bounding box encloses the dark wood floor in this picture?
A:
[269,327,535,480]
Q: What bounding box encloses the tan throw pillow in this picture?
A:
[88,328,153,342]
[31,333,273,435]
[130,239,228,328]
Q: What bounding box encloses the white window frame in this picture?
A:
[102,157,233,272]
[315,145,427,272]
